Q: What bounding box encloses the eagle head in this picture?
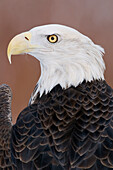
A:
[7,24,105,97]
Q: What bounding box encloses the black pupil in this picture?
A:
[51,36,55,40]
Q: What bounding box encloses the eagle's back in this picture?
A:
[12,80,113,170]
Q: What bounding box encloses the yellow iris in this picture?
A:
[47,34,58,43]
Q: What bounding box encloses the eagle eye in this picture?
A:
[47,34,58,43]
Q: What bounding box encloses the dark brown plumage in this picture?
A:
[0,84,14,170]
[10,80,113,170]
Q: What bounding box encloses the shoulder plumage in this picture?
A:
[12,80,113,169]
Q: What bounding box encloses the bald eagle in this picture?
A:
[1,24,113,170]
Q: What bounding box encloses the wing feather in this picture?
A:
[11,81,113,169]
[0,84,15,169]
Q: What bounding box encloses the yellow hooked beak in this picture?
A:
[7,32,32,64]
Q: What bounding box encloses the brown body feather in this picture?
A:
[11,80,113,170]
[0,84,15,170]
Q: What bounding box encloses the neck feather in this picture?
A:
[29,43,105,104]
[30,57,105,104]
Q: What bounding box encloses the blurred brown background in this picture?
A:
[0,0,113,123]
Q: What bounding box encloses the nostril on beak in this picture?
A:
[25,36,29,41]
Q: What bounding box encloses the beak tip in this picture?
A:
[9,60,12,64]
[8,54,12,64]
